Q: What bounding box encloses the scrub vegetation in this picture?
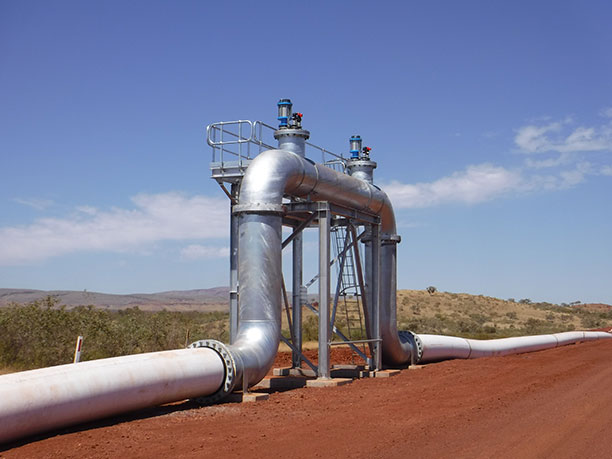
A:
[396,290,612,339]
[1,290,611,372]
[0,296,228,371]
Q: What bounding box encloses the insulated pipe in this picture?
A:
[414,331,612,363]
[231,148,409,388]
[0,348,225,444]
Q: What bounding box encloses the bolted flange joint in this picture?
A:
[188,339,237,404]
[398,330,423,365]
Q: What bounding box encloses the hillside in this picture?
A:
[0,287,228,312]
[2,287,611,337]
[396,290,612,337]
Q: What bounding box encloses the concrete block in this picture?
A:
[306,378,353,388]
[226,392,270,403]
[374,369,401,378]
[253,376,309,390]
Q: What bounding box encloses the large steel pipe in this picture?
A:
[231,148,409,387]
[414,331,612,363]
[0,348,225,444]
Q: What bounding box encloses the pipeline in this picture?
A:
[1,99,610,444]
[410,331,612,364]
[0,348,225,444]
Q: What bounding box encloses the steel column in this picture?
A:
[318,204,331,378]
[229,183,239,344]
[292,229,303,368]
[371,223,382,370]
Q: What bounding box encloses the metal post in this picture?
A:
[229,183,239,344]
[292,228,303,368]
[318,204,331,379]
[371,222,382,371]
[73,335,83,363]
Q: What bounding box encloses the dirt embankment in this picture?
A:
[3,340,612,458]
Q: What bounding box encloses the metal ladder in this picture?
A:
[331,224,367,360]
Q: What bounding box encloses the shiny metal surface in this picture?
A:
[231,147,406,385]
[416,331,612,363]
[0,348,225,444]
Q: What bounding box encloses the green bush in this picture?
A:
[0,297,229,370]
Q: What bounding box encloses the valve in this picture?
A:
[350,135,362,159]
[288,112,303,129]
[362,146,372,159]
[277,99,292,128]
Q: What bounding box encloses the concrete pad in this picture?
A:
[226,392,270,403]
[374,369,401,378]
[306,378,353,388]
[273,367,316,378]
[253,376,309,390]
[332,364,366,371]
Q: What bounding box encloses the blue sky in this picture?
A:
[1,1,611,304]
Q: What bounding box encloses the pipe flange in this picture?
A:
[399,331,423,364]
[381,234,402,244]
[189,339,237,404]
[233,203,285,214]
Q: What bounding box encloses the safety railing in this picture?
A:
[207,120,347,173]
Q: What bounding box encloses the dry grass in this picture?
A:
[396,289,611,337]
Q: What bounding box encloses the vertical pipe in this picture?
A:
[318,205,331,378]
[371,223,382,371]
[364,238,373,342]
[292,230,303,368]
[229,183,239,344]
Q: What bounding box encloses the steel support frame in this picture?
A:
[222,188,381,376]
[282,201,382,378]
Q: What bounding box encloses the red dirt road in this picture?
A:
[3,340,612,458]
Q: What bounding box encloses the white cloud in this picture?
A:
[600,107,612,118]
[527,162,592,190]
[515,118,612,154]
[180,244,229,260]
[601,165,612,176]
[384,164,524,209]
[524,153,572,169]
[0,192,229,265]
[384,161,596,209]
[13,197,55,210]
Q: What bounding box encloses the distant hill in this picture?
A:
[2,287,611,333]
[0,287,229,312]
[571,303,612,312]
[395,290,612,336]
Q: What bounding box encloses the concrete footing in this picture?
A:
[306,378,353,388]
[374,369,401,378]
[226,392,270,403]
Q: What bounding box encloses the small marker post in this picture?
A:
[73,335,83,363]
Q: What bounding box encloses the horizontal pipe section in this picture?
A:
[415,331,612,364]
[0,348,225,444]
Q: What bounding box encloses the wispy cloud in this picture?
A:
[515,117,612,154]
[0,192,228,265]
[180,244,229,260]
[13,197,55,210]
[601,165,612,176]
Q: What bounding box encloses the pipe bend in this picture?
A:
[231,148,414,382]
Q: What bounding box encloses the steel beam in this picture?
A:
[318,204,331,379]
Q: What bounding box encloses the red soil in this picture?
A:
[3,340,612,458]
